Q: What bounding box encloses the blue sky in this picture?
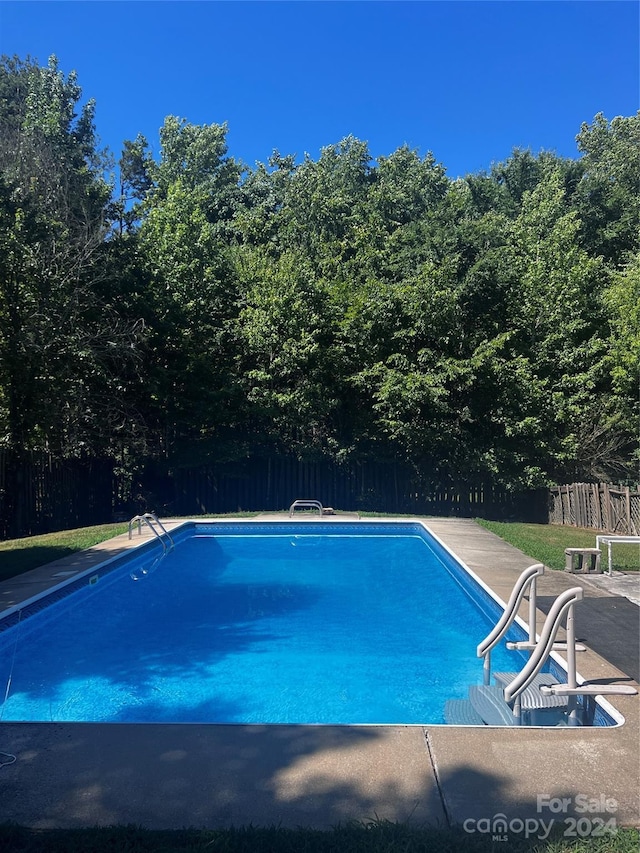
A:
[1,1,638,178]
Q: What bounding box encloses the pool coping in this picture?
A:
[0,516,638,833]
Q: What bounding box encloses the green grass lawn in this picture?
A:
[475,519,639,573]
[0,821,637,853]
[0,523,129,582]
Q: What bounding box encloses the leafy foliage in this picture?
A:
[0,56,145,456]
[0,54,637,491]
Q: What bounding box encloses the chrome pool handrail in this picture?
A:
[289,500,323,517]
[128,513,175,552]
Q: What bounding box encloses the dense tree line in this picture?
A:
[0,55,638,491]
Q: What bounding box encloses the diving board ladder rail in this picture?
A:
[128,513,175,553]
[477,563,544,686]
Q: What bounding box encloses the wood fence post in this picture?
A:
[624,486,631,535]
[569,483,576,526]
[581,483,588,527]
[577,483,585,528]
[603,482,612,531]
[592,483,601,529]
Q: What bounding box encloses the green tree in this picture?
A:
[0,55,144,455]
[277,136,374,273]
[503,167,613,482]
[575,112,640,264]
[232,248,343,458]
[137,116,244,458]
[111,133,154,234]
[595,252,640,476]
[234,151,296,250]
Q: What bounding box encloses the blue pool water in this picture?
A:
[0,522,539,724]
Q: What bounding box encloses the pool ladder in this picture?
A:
[289,499,324,517]
[128,512,175,553]
[446,565,637,726]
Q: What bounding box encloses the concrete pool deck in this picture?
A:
[0,517,638,833]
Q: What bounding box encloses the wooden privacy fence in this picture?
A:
[165,456,548,522]
[0,451,115,539]
[549,482,639,534]
[0,450,549,540]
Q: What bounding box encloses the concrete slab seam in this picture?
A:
[423,728,452,828]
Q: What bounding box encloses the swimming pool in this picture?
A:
[0,521,618,726]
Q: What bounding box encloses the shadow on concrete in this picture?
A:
[536,594,640,682]
[0,722,443,830]
[1,721,632,840]
[437,763,622,841]
[0,546,80,583]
